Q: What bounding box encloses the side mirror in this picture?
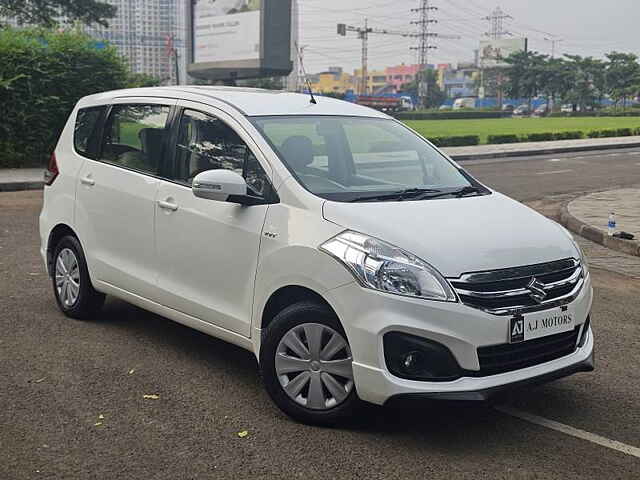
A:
[192,169,247,202]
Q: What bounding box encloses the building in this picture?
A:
[83,0,188,84]
[313,63,425,95]
[309,67,354,94]
[439,62,479,98]
[385,64,421,91]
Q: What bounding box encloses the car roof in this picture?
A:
[77,86,390,119]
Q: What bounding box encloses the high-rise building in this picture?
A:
[84,0,188,84]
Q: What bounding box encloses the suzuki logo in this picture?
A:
[527,277,548,303]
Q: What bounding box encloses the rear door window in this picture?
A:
[74,107,106,159]
[100,104,171,176]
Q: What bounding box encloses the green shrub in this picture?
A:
[587,128,635,138]
[396,111,508,120]
[487,134,521,144]
[525,132,555,142]
[615,128,634,136]
[553,131,584,140]
[0,27,132,168]
[428,135,480,147]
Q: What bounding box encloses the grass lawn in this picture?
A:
[403,117,640,144]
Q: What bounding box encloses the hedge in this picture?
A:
[487,134,520,144]
[428,135,480,147]
[552,131,585,140]
[587,128,636,138]
[396,111,509,120]
[549,111,640,118]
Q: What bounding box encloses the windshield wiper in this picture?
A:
[452,186,483,197]
[407,185,485,200]
[350,188,442,203]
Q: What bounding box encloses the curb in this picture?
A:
[0,181,44,192]
[559,200,640,257]
[448,141,640,162]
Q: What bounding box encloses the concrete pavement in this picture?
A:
[1,190,639,479]
[0,168,43,192]
[559,188,640,257]
[445,135,640,161]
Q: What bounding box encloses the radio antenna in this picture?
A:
[295,42,317,104]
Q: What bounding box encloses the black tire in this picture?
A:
[260,301,361,426]
[51,235,105,320]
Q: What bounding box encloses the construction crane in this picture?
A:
[338,20,460,96]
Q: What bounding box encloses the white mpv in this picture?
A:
[40,87,594,425]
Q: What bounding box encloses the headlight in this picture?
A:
[320,231,457,302]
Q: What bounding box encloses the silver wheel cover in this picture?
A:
[55,248,80,308]
[275,323,354,410]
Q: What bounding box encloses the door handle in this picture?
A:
[80,176,95,186]
[157,199,178,212]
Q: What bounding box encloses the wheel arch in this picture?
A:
[260,285,339,331]
[46,223,80,277]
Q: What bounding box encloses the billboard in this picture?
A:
[194,0,261,64]
[479,38,527,68]
[189,0,293,81]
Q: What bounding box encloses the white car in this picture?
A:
[40,87,594,425]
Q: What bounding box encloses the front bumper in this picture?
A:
[385,347,594,404]
[325,274,594,406]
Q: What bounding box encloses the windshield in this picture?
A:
[250,115,482,202]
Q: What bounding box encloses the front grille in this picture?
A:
[471,326,581,377]
[449,258,585,315]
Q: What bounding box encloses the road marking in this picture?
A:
[536,169,573,175]
[496,405,640,459]
[548,158,563,162]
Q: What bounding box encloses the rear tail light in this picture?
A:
[44,152,59,185]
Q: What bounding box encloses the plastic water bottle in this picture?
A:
[608,212,616,236]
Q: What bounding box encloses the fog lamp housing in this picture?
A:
[383,332,462,381]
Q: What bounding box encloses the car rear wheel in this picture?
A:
[260,301,360,426]
[52,235,105,319]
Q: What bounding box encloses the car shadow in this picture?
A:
[94,297,554,440]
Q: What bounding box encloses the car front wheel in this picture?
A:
[260,301,360,426]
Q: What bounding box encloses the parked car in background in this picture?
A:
[514,104,531,116]
[452,97,476,110]
[502,104,515,113]
[40,86,594,426]
[439,104,452,110]
[534,104,549,116]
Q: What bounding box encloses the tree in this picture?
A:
[399,69,445,109]
[605,52,640,110]
[0,0,116,28]
[0,27,130,167]
[539,57,573,111]
[562,55,606,111]
[503,50,548,109]
[126,72,162,88]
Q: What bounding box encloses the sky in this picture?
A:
[298,0,640,74]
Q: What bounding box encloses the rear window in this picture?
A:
[74,107,105,158]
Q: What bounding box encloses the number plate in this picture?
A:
[510,306,575,343]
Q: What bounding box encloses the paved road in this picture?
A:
[2,150,640,479]
[461,147,640,202]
